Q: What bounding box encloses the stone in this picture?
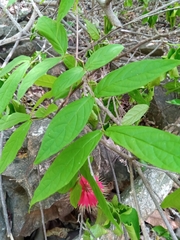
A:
[147,85,180,128]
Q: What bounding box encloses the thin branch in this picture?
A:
[30,0,43,17]
[135,164,178,240]
[2,33,22,67]
[0,132,14,240]
[95,98,120,125]
[103,142,121,202]
[37,166,47,240]
[0,3,22,32]
[129,160,150,240]
[166,172,180,188]
[0,10,37,47]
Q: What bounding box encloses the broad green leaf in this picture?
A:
[57,0,75,22]
[30,130,102,207]
[122,104,149,125]
[105,126,180,173]
[52,67,85,99]
[70,182,82,208]
[161,188,180,212]
[94,59,180,97]
[35,104,58,118]
[120,207,140,240]
[34,96,94,164]
[0,113,30,131]
[80,162,122,234]
[36,16,67,55]
[0,55,30,78]
[18,57,61,100]
[85,19,100,41]
[0,121,32,173]
[63,54,76,69]
[85,44,124,71]
[0,62,30,114]
[32,91,53,111]
[35,75,57,88]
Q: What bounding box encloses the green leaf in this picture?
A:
[34,96,94,164]
[11,99,26,113]
[0,113,30,131]
[167,99,180,105]
[35,75,57,88]
[32,91,53,111]
[57,0,75,22]
[30,130,102,207]
[152,226,171,239]
[85,44,124,71]
[94,59,180,97]
[58,174,78,193]
[105,126,180,173]
[90,224,107,238]
[70,182,82,208]
[161,188,180,212]
[17,57,61,100]
[129,90,149,104]
[85,19,100,41]
[36,16,67,55]
[80,163,122,234]
[0,121,32,173]
[35,104,58,118]
[122,104,149,125]
[63,54,76,69]
[0,55,30,78]
[52,67,85,99]
[104,16,113,34]
[120,207,140,240]
[0,62,30,114]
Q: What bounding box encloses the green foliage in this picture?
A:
[35,17,67,55]
[94,59,180,97]
[17,57,62,100]
[70,181,81,208]
[122,104,149,125]
[0,61,30,114]
[30,130,102,207]
[104,16,113,34]
[81,162,122,234]
[1,3,180,239]
[0,113,30,131]
[85,44,124,71]
[105,126,180,173]
[35,96,94,164]
[0,121,32,173]
[152,226,172,240]
[52,66,85,99]
[57,0,75,22]
[85,19,100,41]
[161,188,180,212]
[35,75,57,88]
[166,3,180,28]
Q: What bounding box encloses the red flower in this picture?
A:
[78,176,104,211]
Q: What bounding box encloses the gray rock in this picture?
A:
[147,85,180,128]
